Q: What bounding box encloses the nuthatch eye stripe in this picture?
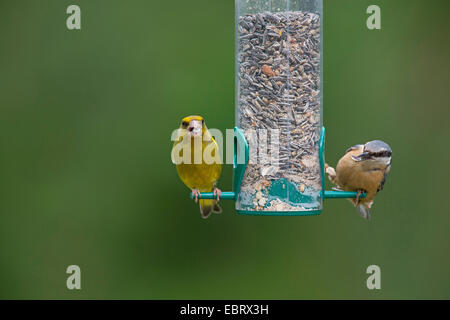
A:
[370,150,392,158]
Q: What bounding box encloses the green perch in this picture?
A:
[190,190,366,200]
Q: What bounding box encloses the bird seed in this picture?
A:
[236,10,322,212]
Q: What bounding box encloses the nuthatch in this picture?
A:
[326,140,392,220]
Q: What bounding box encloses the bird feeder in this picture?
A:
[190,0,364,215]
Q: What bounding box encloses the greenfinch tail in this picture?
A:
[199,198,222,219]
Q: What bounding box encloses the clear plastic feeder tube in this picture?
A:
[235,0,323,214]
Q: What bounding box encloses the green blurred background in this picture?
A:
[0,0,449,299]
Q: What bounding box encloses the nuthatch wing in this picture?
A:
[326,140,392,220]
